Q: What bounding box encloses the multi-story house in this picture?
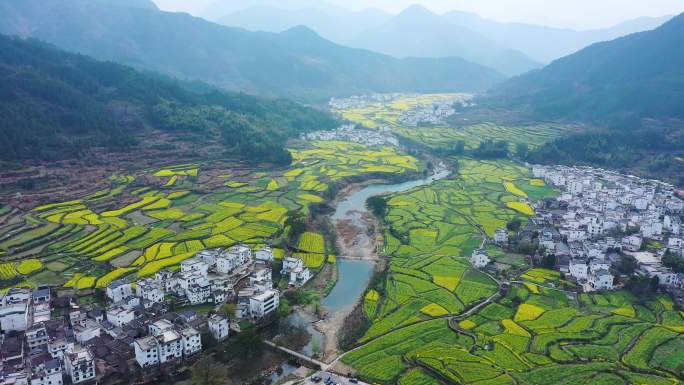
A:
[180,327,202,357]
[136,278,165,308]
[25,324,49,355]
[64,346,96,384]
[106,280,132,304]
[29,354,62,385]
[249,290,279,319]
[281,258,312,287]
[470,249,490,269]
[208,314,229,342]
[0,288,31,332]
[106,306,135,328]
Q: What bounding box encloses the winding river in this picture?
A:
[274,165,451,381]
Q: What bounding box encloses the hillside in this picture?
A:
[481,13,684,185]
[0,34,337,163]
[484,12,684,125]
[348,5,541,76]
[0,0,503,102]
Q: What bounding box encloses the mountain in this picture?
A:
[217,5,390,44]
[348,5,541,76]
[0,0,503,102]
[0,34,337,163]
[483,13,684,185]
[443,11,672,63]
[484,12,684,124]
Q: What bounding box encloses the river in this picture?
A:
[277,164,450,377]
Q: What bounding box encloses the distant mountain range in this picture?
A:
[483,13,684,185]
[0,0,502,102]
[214,2,671,75]
[0,33,336,163]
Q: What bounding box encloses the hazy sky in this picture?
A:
[153,0,683,30]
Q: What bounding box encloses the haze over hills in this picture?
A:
[442,11,673,63]
[0,34,336,163]
[0,0,503,103]
[482,12,684,183]
[217,5,391,44]
[347,5,541,76]
[215,3,671,76]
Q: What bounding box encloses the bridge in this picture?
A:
[263,340,329,371]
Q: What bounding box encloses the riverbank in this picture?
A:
[306,165,451,362]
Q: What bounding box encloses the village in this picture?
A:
[301,124,398,147]
[472,164,684,302]
[0,245,317,385]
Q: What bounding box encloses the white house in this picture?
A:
[250,267,273,292]
[73,319,101,344]
[156,329,183,364]
[249,289,279,319]
[641,265,678,287]
[106,280,132,304]
[134,336,159,368]
[255,246,274,263]
[180,327,202,357]
[65,346,96,384]
[186,283,211,305]
[136,278,165,307]
[589,260,610,274]
[470,249,490,269]
[106,306,135,328]
[149,319,174,336]
[493,228,508,245]
[197,249,222,268]
[281,258,311,287]
[208,314,229,342]
[568,259,588,281]
[0,288,31,332]
[588,269,614,291]
[622,235,643,252]
[26,324,49,355]
[180,258,209,276]
[155,269,175,292]
[29,355,62,385]
[641,221,663,239]
[229,245,252,262]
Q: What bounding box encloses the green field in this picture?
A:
[0,142,419,290]
[335,94,682,385]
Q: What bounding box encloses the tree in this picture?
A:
[616,254,637,275]
[228,330,263,361]
[191,356,229,385]
[541,254,557,269]
[284,210,306,243]
[219,303,237,320]
[366,196,388,218]
[650,276,660,292]
[506,219,522,232]
[516,143,529,158]
[311,335,321,357]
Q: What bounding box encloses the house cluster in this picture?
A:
[0,283,235,385]
[301,124,399,147]
[328,93,407,110]
[0,244,305,384]
[529,164,684,292]
[395,99,457,127]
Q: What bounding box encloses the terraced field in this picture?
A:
[335,94,682,385]
[0,141,419,290]
[345,272,684,384]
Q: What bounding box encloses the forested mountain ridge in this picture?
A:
[0,34,337,163]
[480,13,684,185]
[483,12,684,125]
[0,0,503,102]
